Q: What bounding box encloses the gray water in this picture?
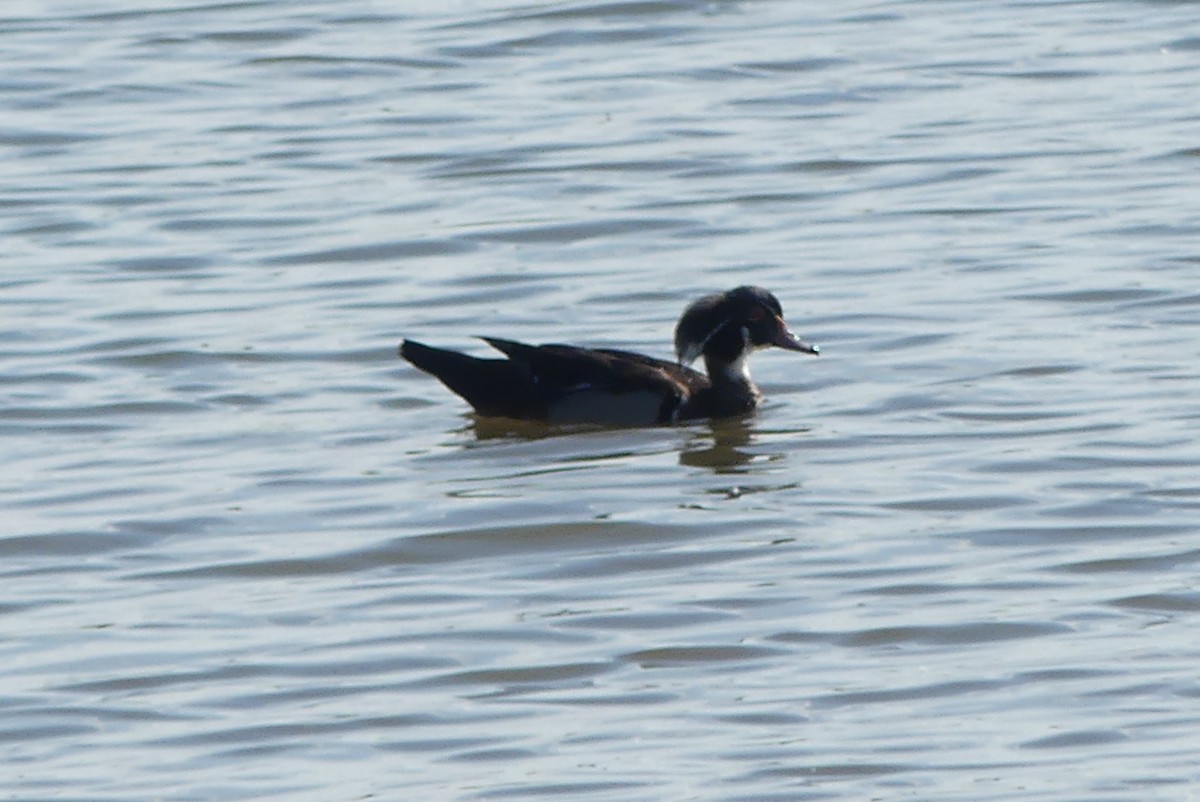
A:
[4,1,1200,799]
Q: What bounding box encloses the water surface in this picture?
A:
[3,1,1200,800]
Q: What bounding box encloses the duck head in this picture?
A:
[674,285,819,367]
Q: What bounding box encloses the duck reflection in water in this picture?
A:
[465,413,810,478]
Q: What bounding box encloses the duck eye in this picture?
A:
[748,306,765,322]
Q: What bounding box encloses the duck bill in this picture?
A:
[772,323,819,355]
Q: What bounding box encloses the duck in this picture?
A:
[398,285,818,426]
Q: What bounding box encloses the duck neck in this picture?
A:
[703,352,761,410]
[692,322,758,408]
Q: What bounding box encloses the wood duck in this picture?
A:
[398,285,818,426]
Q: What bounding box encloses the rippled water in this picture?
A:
[4,1,1200,799]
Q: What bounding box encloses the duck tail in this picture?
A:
[398,339,541,418]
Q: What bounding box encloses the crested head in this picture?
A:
[674,285,819,366]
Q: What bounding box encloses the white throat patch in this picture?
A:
[716,353,752,384]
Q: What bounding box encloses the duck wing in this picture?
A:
[482,337,706,425]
